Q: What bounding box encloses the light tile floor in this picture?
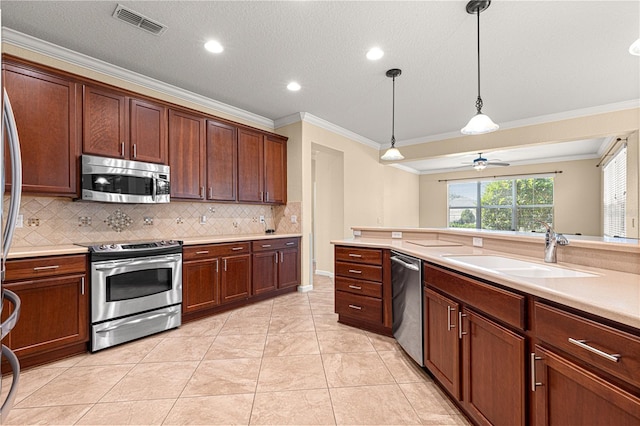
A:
[2,275,470,425]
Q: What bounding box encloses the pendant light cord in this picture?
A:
[475,8,483,114]
[391,75,396,147]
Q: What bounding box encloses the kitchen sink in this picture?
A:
[443,255,598,279]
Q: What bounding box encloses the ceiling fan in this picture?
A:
[465,153,510,170]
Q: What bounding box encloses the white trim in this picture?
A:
[274,112,305,129]
[390,163,420,174]
[297,284,314,293]
[2,27,275,129]
[314,269,334,278]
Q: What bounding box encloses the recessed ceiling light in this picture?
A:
[287,82,301,91]
[366,47,384,60]
[204,40,224,53]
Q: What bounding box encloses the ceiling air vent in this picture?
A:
[112,4,167,36]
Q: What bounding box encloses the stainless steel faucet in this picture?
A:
[539,221,569,263]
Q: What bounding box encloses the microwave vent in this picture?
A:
[112,4,167,36]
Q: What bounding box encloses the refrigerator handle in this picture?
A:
[2,89,23,263]
[0,344,21,424]
[0,289,21,340]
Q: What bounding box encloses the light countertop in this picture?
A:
[332,237,640,330]
[7,233,302,259]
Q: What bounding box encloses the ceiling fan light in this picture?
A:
[381,147,405,161]
[629,38,640,56]
[461,113,499,135]
[473,161,487,171]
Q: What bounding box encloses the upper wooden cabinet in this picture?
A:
[207,120,237,202]
[168,109,206,200]
[83,85,167,164]
[238,129,287,204]
[3,61,80,196]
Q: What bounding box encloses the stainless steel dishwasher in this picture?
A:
[391,251,424,366]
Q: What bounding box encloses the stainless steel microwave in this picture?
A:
[81,155,170,203]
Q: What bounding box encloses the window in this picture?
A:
[603,145,626,237]
[448,177,554,231]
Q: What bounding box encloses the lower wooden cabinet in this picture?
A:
[532,345,640,425]
[252,238,300,295]
[1,255,88,369]
[182,243,251,315]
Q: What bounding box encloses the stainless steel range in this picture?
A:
[80,240,183,352]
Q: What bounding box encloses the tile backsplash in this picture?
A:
[6,196,301,247]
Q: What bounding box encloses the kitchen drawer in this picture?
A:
[425,264,525,330]
[5,254,86,281]
[335,291,382,324]
[335,276,382,298]
[534,301,640,389]
[183,242,251,260]
[335,246,382,265]
[335,261,382,282]
[252,237,299,252]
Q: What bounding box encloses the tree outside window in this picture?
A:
[449,177,554,231]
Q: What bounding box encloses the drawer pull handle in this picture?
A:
[348,285,362,290]
[286,242,295,246]
[262,244,272,248]
[458,312,467,339]
[348,304,362,310]
[33,265,60,271]
[348,253,362,258]
[568,338,620,363]
[447,306,455,331]
[348,269,362,274]
[231,247,244,251]
[531,352,544,392]
[195,251,209,255]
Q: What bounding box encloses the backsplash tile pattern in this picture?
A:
[5,196,301,247]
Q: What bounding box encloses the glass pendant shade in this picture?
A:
[461,112,499,135]
[381,146,404,161]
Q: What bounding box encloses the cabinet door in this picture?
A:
[168,109,206,199]
[424,288,461,399]
[83,85,127,158]
[182,259,219,314]
[130,98,167,164]
[237,128,264,203]
[207,120,237,201]
[533,345,640,425]
[252,251,277,295]
[3,63,79,195]
[220,254,251,303]
[462,309,526,426]
[278,248,299,289]
[264,135,286,204]
[3,275,88,357]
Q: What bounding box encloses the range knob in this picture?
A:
[99,244,108,250]
[110,244,118,249]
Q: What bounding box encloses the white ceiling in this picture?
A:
[2,1,639,173]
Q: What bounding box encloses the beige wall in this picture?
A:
[419,159,601,236]
[383,166,420,227]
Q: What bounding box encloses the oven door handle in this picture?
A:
[94,256,180,270]
[96,310,179,333]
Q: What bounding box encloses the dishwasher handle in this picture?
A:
[390,255,420,271]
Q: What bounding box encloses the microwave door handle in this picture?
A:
[2,90,23,263]
[151,175,157,202]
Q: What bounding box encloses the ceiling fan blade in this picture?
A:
[488,161,510,166]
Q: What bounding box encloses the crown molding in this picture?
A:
[274,113,305,128]
[1,27,275,129]
[390,163,420,174]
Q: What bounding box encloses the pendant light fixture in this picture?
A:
[381,68,404,161]
[461,0,499,135]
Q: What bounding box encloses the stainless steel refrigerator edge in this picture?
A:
[1,13,24,420]
[391,251,424,366]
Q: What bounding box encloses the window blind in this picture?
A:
[603,146,627,237]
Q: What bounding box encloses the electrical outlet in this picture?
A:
[200,215,207,224]
[16,214,23,228]
[391,231,403,239]
[473,237,483,247]
[353,230,362,237]
[259,215,265,224]
[291,215,297,223]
